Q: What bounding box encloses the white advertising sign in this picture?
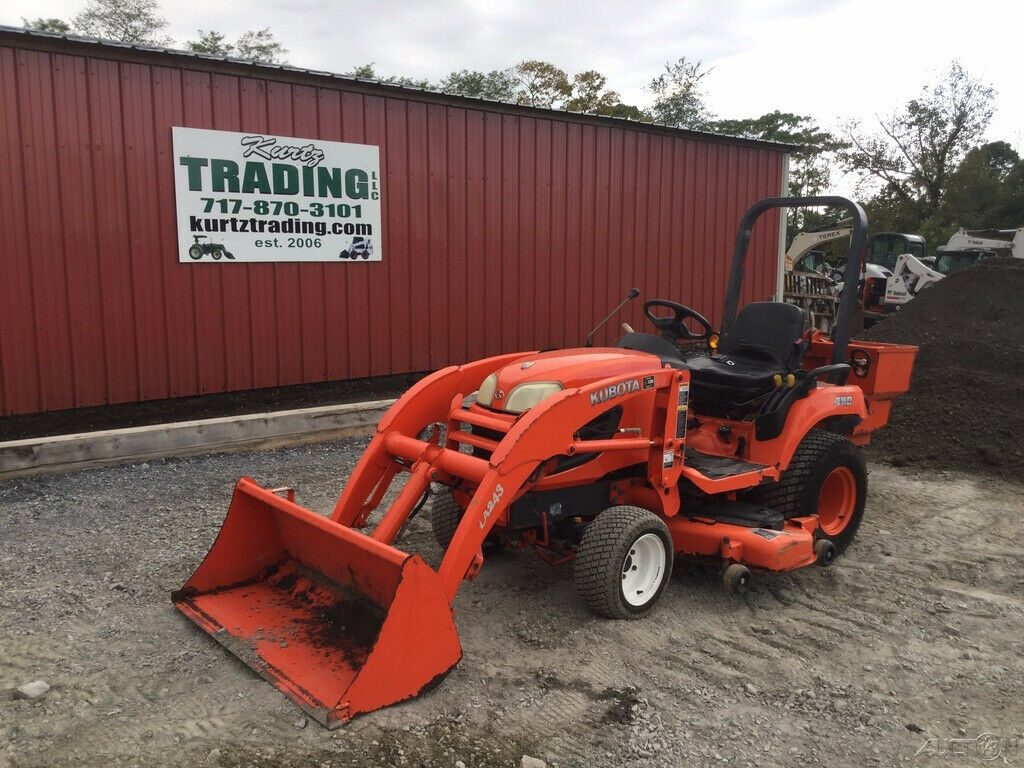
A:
[172,127,382,262]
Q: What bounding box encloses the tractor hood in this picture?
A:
[477,347,658,414]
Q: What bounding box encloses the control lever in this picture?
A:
[584,288,640,347]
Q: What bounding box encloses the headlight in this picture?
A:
[504,381,563,413]
[476,374,498,406]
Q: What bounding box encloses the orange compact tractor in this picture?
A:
[174,196,917,726]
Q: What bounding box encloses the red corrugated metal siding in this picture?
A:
[0,44,785,417]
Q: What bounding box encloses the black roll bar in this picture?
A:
[721,195,868,369]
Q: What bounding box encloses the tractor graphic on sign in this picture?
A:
[339,236,373,260]
[188,235,234,261]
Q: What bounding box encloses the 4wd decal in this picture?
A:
[834,395,854,407]
[589,379,641,406]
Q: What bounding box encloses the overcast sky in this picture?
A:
[5,0,1023,164]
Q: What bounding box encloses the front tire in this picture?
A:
[748,429,866,554]
[427,491,463,549]
[575,506,673,619]
[427,489,502,553]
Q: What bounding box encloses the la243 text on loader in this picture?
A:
[173,196,917,726]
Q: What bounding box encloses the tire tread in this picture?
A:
[575,506,672,619]
[747,428,866,553]
[428,491,462,548]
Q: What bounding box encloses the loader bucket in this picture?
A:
[172,478,462,726]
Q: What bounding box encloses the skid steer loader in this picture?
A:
[174,196,917,726]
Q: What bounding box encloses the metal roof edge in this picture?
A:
[0,25,796,152]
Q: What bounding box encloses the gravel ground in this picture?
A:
[2,439,1022,767]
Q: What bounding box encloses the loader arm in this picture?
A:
[330,363,687,601]
[331,352,529,528]
[434,366,688,597]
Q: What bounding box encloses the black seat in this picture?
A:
[686,302,806,417]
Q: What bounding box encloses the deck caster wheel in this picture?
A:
[723,563,750,594]
[815,538,837,566]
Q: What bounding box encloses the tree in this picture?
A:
[564,70,620,114]
[343,63,432,88]
[840,61,995,218]
[234,28,287,64]
[185,30,234,56]
[603,103,650,121]
[72,0,171,45]
[385,75,434,89]
[348,63,378,79]
[649,57,713,129]
[345,60,643,118]
[184,28,288,64]
[714,111,845,236]
[22,17,73,33]
[440,68,518,101]
[941,141,1024,229]
[514,60,572,108]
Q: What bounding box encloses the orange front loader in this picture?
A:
[174,196,916,725]
[175,355,689,726]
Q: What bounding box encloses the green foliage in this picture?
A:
[24,1,289,63]
[184,28,287,64]
[355,60,642,117]
[235,28,287,64]
[514,60,573,108]
[564,70,620,114]
[602,102,650,121]
[714,111,845,237]
[841,62,995,218]
[348,63,378,79]
[941,141,1024,228]
[839,62,1020,247]
[185,30,234,56]
[648,57,713,129]
[22,17,73,33]
[386,75,435,89]
[72,0,172,45]
[440,68,519,101]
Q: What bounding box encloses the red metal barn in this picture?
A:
[0,27,790,417]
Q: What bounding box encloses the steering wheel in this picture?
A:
[643,299,713,342]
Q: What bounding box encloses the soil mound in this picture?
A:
[859,258,1024,479]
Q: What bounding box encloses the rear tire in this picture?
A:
[747,429,866,555]
[575,506,673,619]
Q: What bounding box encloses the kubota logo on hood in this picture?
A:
[589,379,641,406]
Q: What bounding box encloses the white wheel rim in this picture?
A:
[621,533,667,607]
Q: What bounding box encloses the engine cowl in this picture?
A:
[483,347,658,412]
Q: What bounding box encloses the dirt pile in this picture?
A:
[859,258,1024,478]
